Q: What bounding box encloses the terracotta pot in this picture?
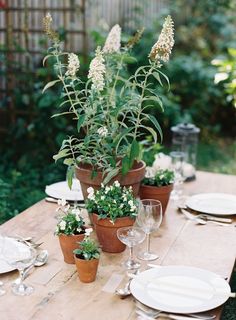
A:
[92,214,135,253]
[75,160,146,200]
[58,233,85,264]
[139,184,174,215]
[74,255,99,283]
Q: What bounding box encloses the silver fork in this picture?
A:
[135,301,216,320]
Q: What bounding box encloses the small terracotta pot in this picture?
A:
[74,255,99,283]
[92,214,135,253]
[139,184,174,215]
[75,160,146,200]
[58,233,85,264]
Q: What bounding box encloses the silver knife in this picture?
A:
[199,214,232,224]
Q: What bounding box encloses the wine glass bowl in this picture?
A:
[136,199,162,261]
[117,227,146,269]
[3,238,36,296]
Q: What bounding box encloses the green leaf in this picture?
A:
[53,149,70,161]
[153,72,163,86]
[103,168,120,185]
[66,166,74,189]
[122,55,137,64]
[51,111,74,118]
[143,96,163,110]
[122,156,130,175]
[77,114,85,132]
[42,79,60,93]
[130,139,140,166]
[144,126,157,144]
[63,158,74,166]
[146,114,163,142]
[42,54,53,66]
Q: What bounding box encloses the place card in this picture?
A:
[102,273,124,293]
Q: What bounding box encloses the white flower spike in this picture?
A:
[103,24,121,54]
[65,53,80,78]
[88,47,106,91]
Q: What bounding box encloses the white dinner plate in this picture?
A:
[130,265,231,314]
[45,179,84,201]
[0,237,29,274]
[186,193,236,216]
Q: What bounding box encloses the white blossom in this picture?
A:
[88,47,106,91]
[85,228,93,236]
[149,15,174,63]
[71,208,81,215]
[128,200,134,206]
[59,220,66,230]
[97,126,108,137]
[114,180,120,187]
[65,53,80,77]
[77,227,82,233]
[87,193,95,200]
[87,187,94,195]
[46,12,52,23]
[101,195,105,200]
[145,166,156,178]
[103,24,121,54]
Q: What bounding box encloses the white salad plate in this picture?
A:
[0,237,29,274]
[130,265,231,314]
[186,193,236,216]
[45,179,84,202]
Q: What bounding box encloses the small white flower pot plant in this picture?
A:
[55,200,87,264]
[85,180,138,253]
[42,14,174,195]
[73,228,100,283]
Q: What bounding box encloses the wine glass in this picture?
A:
[0,235,6,296]
[136,199,162,261]
[3,238,36,296]
[117,227,146,269]
[170,151,186,201]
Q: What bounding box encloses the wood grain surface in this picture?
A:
[0,171,235,320]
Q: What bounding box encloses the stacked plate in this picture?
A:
[45,179,84,202]
[185,193,236,216]
[130,265,232,314]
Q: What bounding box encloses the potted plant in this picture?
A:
[55,200,86,264]
[140,168,174,214]
[42,14,174,198]
[85,180,138,253]
[73,228,100,283]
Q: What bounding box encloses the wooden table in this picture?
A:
[0,171,235,320]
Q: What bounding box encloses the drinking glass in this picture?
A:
[136,199,162,261]
[170,151,186,201]
[0,236,6,296]
[3,239,36,296]
[117,227,146,269]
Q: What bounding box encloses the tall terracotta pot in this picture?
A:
[75,161,146,200]
[58,233,85,264]
[92,214,135,253]
[139,184,174,215]
[74,255,99,283]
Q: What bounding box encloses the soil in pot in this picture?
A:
[92,214,135,253]
[139,184,174,215]
[74,255,99,283]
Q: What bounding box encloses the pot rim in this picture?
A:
[76,160,146,174]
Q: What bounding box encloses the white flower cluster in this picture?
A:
[46,12,52,23]
[85,228,93,237]
[103,24,121,54]
[88,47,106,91]
[97,126,108,137]
[128,199,136,212]
[149,15,174,63]
[65,53,80,77]
[87,187,95,200]
[59,220,66,230]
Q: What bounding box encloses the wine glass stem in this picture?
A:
[129,246,134,262]
[18,269,24,286]
[146,233,151,253]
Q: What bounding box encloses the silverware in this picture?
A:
[136,308,215,320]
[13,250,49,285]
[115,269,139,298]
[178,205,232,224]
[135,301,216,320]
[178,206,231,226]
